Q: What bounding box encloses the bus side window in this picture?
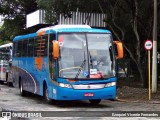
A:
[49,34,56,80]
[28,38,35,57]
[34,35,48,57]
[17,41,23,57]
[13,42,18,57]
[22,40,28,57]
[14,42,21,57]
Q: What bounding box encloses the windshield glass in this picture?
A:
[87,34,115,78]
[58,33,115,79]
[58,33,88,78]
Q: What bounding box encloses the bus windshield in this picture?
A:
[58,33,115,79]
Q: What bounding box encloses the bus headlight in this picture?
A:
[105,82,116,87]
[59,83,72,88]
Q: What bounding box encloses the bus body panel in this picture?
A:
[12,57,49,95]
[49,77,117,100]
[55,86,116,100]
[11,25,121,103]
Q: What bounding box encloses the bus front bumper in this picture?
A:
[53,85,116,100]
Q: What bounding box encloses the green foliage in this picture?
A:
[0,15,25,40]
[0,0,37,41]
[0,40,11,45]
[0,0,160,55]
[36,0,102,23]
[0,0,159,81]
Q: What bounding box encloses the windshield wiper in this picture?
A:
[75,59,86,79]
[109,44,113,62]
[89,51,94,68]
[109,44,114,73]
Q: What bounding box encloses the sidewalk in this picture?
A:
[116,86,160,104]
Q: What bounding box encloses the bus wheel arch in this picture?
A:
[43,81,53,104]
[19,76,27,96]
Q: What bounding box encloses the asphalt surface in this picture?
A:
[0,83,160,120]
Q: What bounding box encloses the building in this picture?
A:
[26,10,106,28]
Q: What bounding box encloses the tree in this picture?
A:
[102,0,153,83]
[36,0,160,84]
[0,0,38,41]
[36,0,101,24]
[0,0,160,85]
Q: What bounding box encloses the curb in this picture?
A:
[116,98,129,102]
[116,97,160,104]
[148,101,160,104]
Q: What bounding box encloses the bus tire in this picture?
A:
[6,73,13,87]
[7,82,13,87]
[0,81,4,84]
[6,73,8,82]
[89,99,101,105]
[7,81,13,87]
[20,80,27,96]
[44,84,53,104]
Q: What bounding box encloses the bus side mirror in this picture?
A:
[114,41,123,59]
[52,40,59,59]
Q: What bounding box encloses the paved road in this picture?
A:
[0,83,160,120]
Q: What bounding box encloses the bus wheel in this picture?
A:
[20,81,27,96]
[89,99,101,105]
[44,85,53,104]
[0,81,4,84]
[7,82,13,87]
[6,74,13,87]
[6,77,13,87]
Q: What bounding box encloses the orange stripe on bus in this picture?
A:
[37,30,46,36]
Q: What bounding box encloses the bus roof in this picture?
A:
[13,25,111,41]
[13,33,37,41]
[0,43,13,49]
[37,25,91,32]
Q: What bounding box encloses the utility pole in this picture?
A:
[152,0,157,93]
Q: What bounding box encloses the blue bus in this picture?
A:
[11,25,123,104]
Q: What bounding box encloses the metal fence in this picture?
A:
[116,59,147,88]
[58,11,106,27]
[117,58,160,90]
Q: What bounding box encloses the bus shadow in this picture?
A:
[54,100,112,108]
[18,92,112,108]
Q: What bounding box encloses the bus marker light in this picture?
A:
[37,30,46,36]
[105,82,116,87]
[53,89,56,94]
[0,67,6,72]
[59,83,72,88]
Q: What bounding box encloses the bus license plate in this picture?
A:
[84,93,94,97]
